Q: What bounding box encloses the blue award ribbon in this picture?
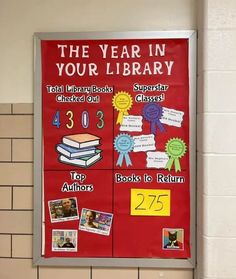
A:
[114,134,134,167]
[142,103,165,135]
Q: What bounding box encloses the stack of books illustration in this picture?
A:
[56,133,102,168]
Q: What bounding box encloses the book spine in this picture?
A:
[63,138,80,148]
[56,146,72,159]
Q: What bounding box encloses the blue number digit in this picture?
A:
[52,111,61,128]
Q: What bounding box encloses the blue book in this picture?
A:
[56,143,96,159]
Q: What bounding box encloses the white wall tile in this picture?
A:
[12,235,33,258]
[203,155,236,195]
[0,163,33,186]
[207,0,236,29]
[203,237,236,278]
[0,211,32,234]
[140,268,193,279]
[199,113,236,153]
[204,71,236,112]
[13,187,33,209]
[203,196,236,237]
[0,187,12,209]
[0,139,11,161]
[12,139,33,162]
[39,266,90,279]
[0,259,37,279]
[92,268,138,279]
[205,30,236,71]
[0,235,11,257]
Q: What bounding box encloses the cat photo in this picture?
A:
[162,228,184,250]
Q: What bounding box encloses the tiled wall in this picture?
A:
[0,103,193,278]
[197,1,236,278]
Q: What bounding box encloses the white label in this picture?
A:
[133,134,156,152]
[120,115,143,132]
[146,151,169,168]
[160,107,184,127]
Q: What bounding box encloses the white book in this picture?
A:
[59,149,102,168]
[56,143,96,159]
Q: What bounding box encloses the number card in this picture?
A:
[34,31,196,268]
[130,189,170,216]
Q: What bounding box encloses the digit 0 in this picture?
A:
[81,111,89,128]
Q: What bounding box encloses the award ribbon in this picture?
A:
[165,138,187,172]
[114,134,134,167]
[112,91,133,124]
[142,103,165,135]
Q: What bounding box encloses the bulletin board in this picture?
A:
[33,31,196,268]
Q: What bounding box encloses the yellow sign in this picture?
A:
[130,189,170,216]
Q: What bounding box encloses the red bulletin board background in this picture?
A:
[41,38,190,259]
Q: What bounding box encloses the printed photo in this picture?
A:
[48,197,79,223]
[162,228,184,250]
[79,208,113,236]
[52,229,77,252]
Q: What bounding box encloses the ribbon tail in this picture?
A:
[174,158,181,172]
[116,111,124,124]
[165,157,174,171]
[116,153,124,166]
[150,120,157,135]
[124,111,129,116]
[156,120,165,132]
[124,153,132,166]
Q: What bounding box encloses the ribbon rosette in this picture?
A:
[112,91,133,125]
[165,138,187,172]
[114,133,134,167]
[142,103,165,135]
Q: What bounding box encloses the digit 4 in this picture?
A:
[52,111,61,128]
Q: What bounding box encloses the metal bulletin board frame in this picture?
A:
[33,31,196,268]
